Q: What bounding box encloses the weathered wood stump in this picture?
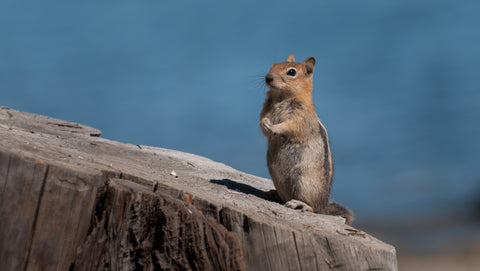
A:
[0,106,397,270]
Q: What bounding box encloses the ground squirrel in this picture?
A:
[260,53,353,224]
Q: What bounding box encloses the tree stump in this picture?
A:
[0,106,397,270]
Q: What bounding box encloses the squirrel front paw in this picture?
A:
[261,118,274,134]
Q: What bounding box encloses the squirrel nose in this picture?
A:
[265,74,273,85]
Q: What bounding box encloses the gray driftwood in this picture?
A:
[0,106,397,271]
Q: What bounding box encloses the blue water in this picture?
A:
[1,1,479,226]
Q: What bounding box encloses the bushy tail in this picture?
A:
[325,201,354,224]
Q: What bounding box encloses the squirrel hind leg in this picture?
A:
[325,201,354,224]
[285,199,314,212]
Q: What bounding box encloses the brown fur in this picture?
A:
[260,54,353,224]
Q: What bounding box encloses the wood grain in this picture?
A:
[0,106,397,270]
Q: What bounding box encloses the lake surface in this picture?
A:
[2,0,479,233]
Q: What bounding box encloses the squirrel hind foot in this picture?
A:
[325,201,354,224]
[282,199,354,224]
[285,199,314,212]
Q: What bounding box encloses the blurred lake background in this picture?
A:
[2,1,479,269]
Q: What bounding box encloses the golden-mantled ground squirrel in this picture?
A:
[260,53,353,224]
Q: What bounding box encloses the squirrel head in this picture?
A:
[265,53,316,94]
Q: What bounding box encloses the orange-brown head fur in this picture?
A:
[265,53,316,97]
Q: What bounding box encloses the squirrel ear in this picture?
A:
[286,53,295,63]
[303,57,316,76]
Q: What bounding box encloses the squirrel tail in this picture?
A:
[325,201,354,224]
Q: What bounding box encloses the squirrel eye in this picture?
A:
[286,68,297,76]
